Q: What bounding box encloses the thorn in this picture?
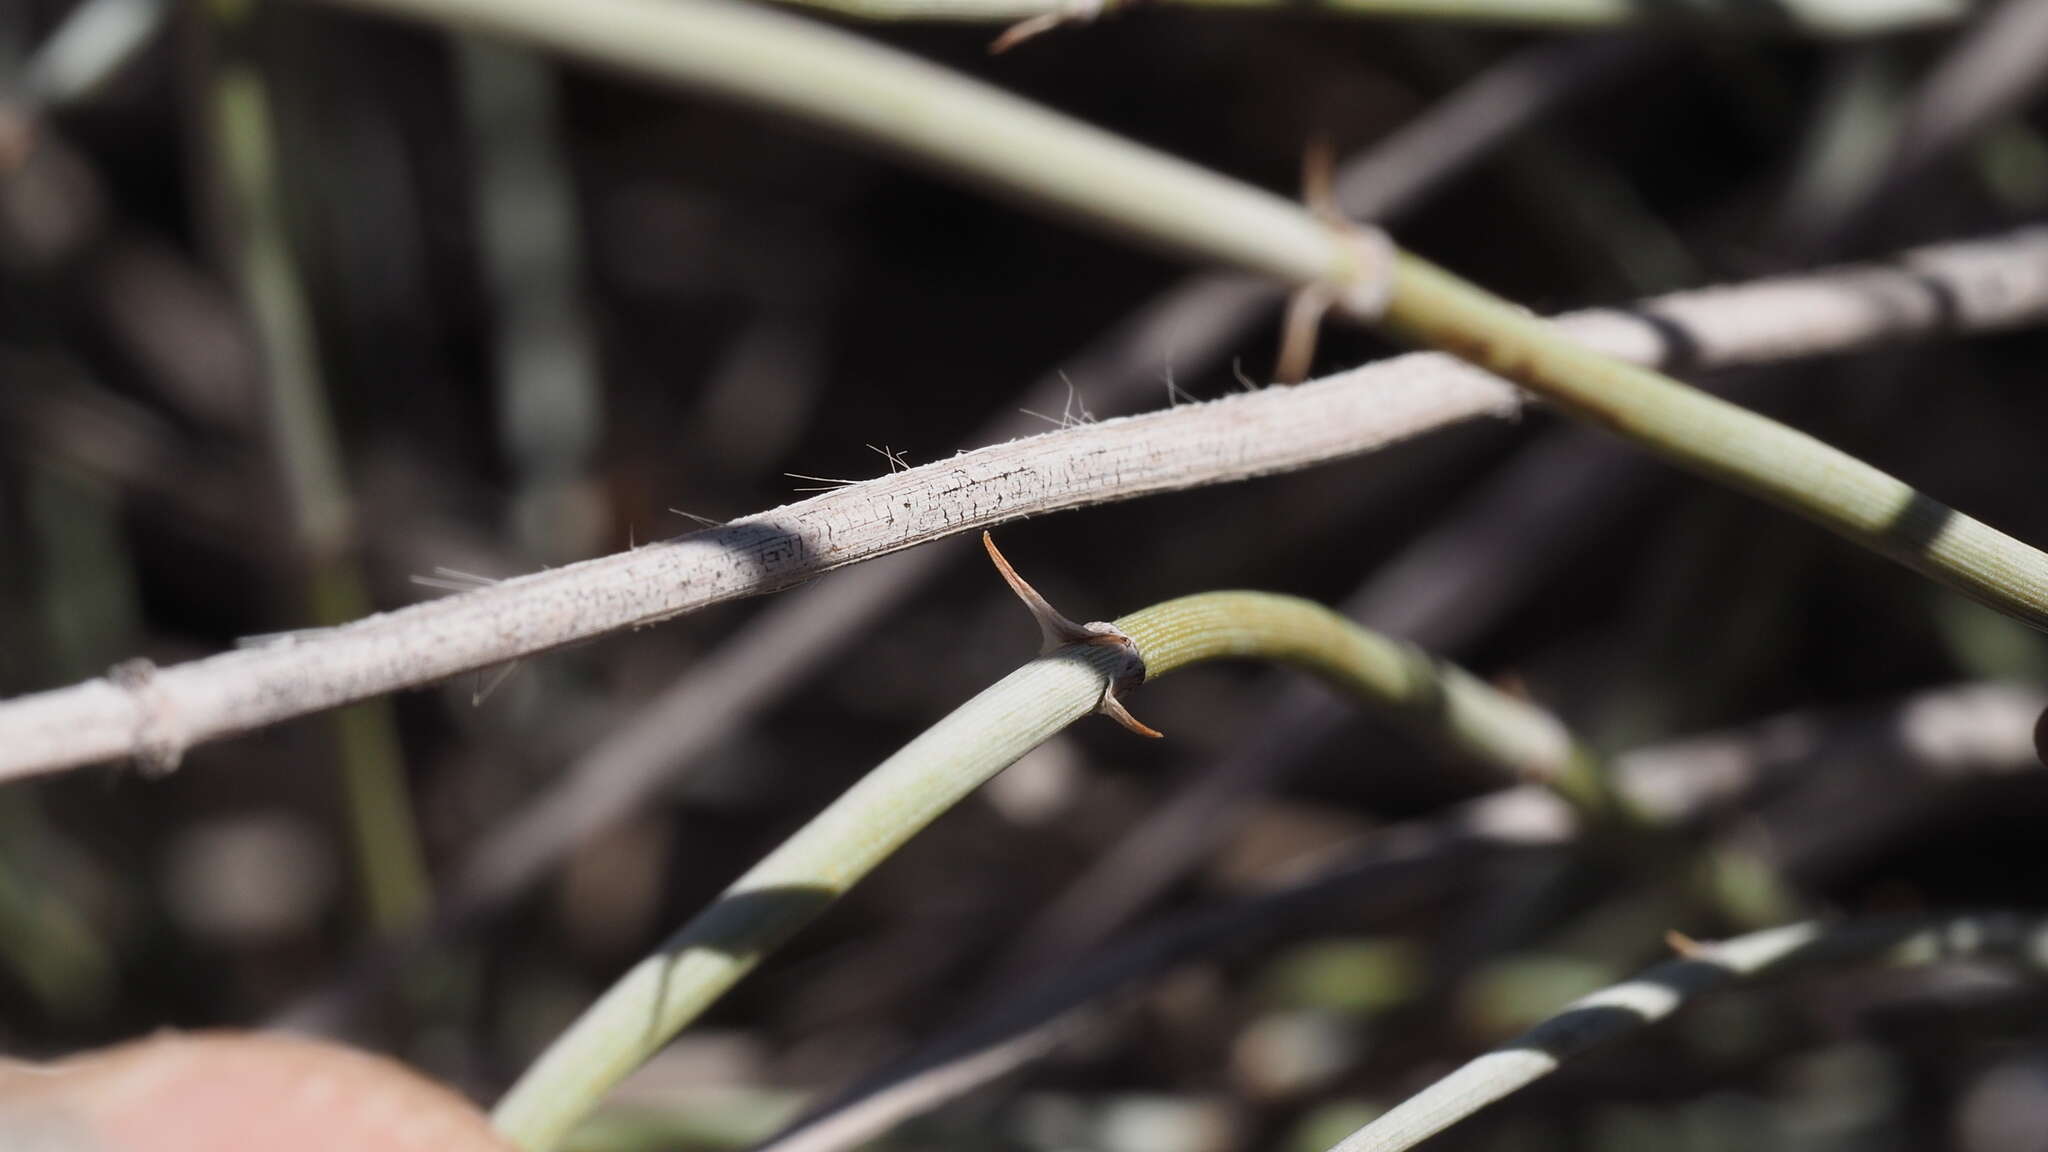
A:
[1275,285,1332,385]
[983,531,1094,652]
[1665,930,1705,958]
[1100,689,1164,738]
[1272,136,1346,386]
[982,532,1165,739]
[990,10,1062,52]
[1274,133,1393,382]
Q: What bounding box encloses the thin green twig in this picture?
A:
[201,14,431,935]
[1325,913,2048,1152]
[1380,255,2048,631]
[490,579,1587,1150]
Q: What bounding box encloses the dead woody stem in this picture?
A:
[2,225,2047,780]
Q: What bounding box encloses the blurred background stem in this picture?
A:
[195,0,430,937]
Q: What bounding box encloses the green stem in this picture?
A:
[202,16,431,935]
[0,799,115,1022]
[490,590,1586,1150]
[1326,912,2048,1152]
[327,0,1351,290]
[1382,254,2048,631]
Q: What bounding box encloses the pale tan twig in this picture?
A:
[5,227,2048,781]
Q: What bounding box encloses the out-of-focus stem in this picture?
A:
[200,18,430,935]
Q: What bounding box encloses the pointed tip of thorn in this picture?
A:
[984,531,1094,651]
[987,533,1155,734]
[1101,692,1164,739]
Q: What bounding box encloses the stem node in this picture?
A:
[982,531,1159,737]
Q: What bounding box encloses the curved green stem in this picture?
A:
[1326,912,2048,1152]
[1383,255,2048,631]
[490,590,1585,1150]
